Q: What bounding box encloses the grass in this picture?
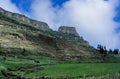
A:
[0,55,120,79]
[0,55,57,78]
[26,63,120,78]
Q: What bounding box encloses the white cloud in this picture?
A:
[31,0,120,49]
[0,0,119,49]
[0,0,20,13]
[31,0,57,29]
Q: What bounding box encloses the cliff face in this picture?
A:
[58,26,79,36]
[0,7,49,31]
[0,7,97,60]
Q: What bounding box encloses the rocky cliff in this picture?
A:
[58,26,79,36]
[0,7,50,31]
[0,7,97,61]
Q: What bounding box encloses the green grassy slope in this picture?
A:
[0,56,120,79]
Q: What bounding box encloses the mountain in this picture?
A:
[58,26,79,36]
[0,7,97,62]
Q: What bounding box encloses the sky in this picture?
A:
[0,0,120,49]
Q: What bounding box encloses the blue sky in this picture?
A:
[11,0,69,12]
[11,0,120,22]
[0,0,120,49]
[115,6,120,22]
[10,0,120,20]
[11,0,33,12]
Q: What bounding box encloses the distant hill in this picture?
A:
[0,7,98,62]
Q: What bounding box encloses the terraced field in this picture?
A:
[0,55,120,79]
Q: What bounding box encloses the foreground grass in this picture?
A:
[0,55,57,78]
[27,63,120,78]
[0,56,120,79]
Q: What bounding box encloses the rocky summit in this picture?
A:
[58,26,79,36]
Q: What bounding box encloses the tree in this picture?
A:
[97,44,107,54]
[113,49,119,54]
[108,49,113,54]
[97,44,108,61]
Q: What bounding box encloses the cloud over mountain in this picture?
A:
[31,0,120,49]
[0,0,20,13]
[0,0,120,49]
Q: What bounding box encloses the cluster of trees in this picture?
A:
[97,44,119,55]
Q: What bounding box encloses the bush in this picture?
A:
[0,65,7,71]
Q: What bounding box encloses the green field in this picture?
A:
[0,56,120,79]
[27,63,120,79]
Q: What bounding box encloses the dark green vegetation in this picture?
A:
[0,56,57,78]
[0,56,120,79]
[0,7,120,79]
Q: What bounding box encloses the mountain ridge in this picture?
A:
[0,7,50,31]
[0,7,97,61]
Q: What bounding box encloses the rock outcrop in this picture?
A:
[0,7,50,31]
[58,26,79,36]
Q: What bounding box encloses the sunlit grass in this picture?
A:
[27,63,120,78]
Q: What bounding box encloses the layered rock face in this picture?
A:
[0,7,49,31]
[58,26,79,36]
[0,7,97,62]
